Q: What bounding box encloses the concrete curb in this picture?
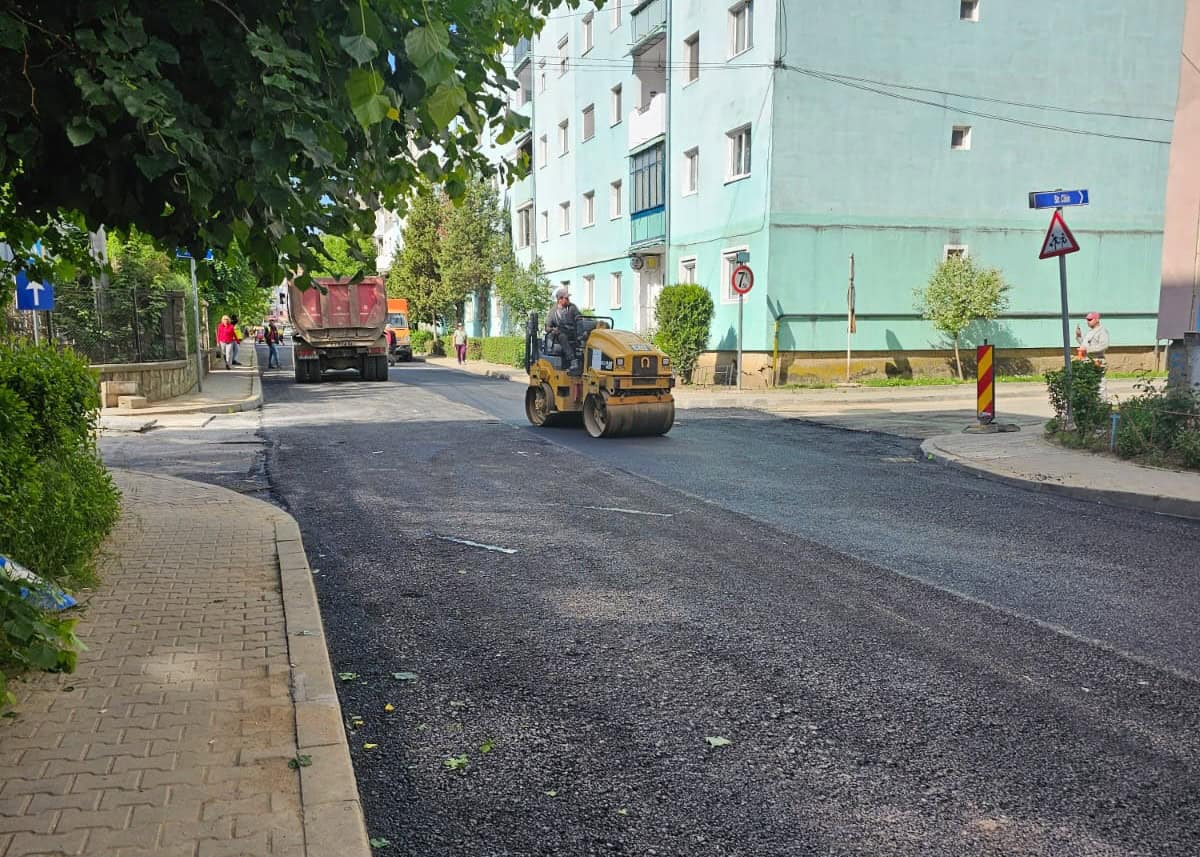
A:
[920,436,1200,523]
[274,517,372,857]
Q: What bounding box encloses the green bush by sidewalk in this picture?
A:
[0,339,121,711]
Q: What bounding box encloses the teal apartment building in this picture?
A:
[497,1,1188,384]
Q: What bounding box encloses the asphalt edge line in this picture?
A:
[920,437,1200,523]
[275,517,372,857]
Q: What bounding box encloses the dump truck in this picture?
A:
[288,277,390,383]
[385,298,413,363]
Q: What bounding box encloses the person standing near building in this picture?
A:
[229,314,244,366]
[216,315,236,369]
[1075,312,1110,365]
[453,322,468,365]
[266,322,282,369]
[1075,311,1110,398]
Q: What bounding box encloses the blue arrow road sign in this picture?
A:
[1028,189,1089,209]
[14,269,54,311]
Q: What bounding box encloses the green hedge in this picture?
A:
[411,330,433,353]
[0,340,121,711]
[480,336,525,368]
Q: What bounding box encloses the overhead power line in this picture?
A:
[782,64,1172,145]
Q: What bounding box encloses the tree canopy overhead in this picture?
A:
[0,0,575,293]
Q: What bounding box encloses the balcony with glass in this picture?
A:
[629,142,665,250]
[513,37,531,71]
[629,0,666,56]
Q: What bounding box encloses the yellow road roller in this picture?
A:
[523,312,675,438]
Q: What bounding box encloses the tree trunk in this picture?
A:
[953,335,963,380]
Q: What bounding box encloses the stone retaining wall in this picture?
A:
[95,352,211,407]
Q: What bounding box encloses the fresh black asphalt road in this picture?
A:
[109,355,1200,855]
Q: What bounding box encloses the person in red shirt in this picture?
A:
[216,315,236,369]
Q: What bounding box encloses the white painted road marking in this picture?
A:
[581,506,674,518]
[437,536,518,555]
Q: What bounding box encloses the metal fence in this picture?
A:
[5,283,189,364]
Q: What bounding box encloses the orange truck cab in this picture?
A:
[385,298,413,363]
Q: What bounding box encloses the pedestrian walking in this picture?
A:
[1075,311,1110,398]
[267,322,282,369]
[453,322,468,365]
[229,314,243,366]
[216,315,236,369]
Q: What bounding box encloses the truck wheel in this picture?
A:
[372,355,389,381]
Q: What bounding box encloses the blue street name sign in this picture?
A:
[14,269,55,311]
[1028,189,1089,209]
[174,249,214,260]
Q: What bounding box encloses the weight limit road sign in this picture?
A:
[730,264,754,295]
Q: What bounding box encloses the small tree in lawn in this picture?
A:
[914,255,1009,379]
[494,255,552,334]
[653,283,714,384]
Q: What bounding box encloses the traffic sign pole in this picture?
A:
[736,293,743,390]
[1058,238,1073,425]
[190,257,204,394]
[728,264,754,390]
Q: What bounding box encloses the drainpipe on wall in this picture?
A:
[663,0,672,288]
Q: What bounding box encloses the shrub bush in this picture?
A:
[410,330,433,353]
[1115,384,1200,466]
[480,336,526,368]
[653,284,714,383]
[0,340,120,712]
[1044,360,1109,438]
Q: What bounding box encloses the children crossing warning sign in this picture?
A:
[1038,210,1080,260]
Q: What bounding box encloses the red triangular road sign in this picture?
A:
[1039,210,1080,259]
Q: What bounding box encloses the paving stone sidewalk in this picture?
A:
[0,470,367,857]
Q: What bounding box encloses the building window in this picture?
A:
[583,191,595,227]
[685,34,700,83]
[951,125,972,150]
[610,272,622,309]
[729,2,753,58]
[721,247,748,302]
[610,0,622,30]
[611,84,623,125]
[610,180,623,218]
[558,119,570,155]
[631,143,664,214]
[539,210,549,242]
[583,13,594,53]
[960,0,980,21]
[582,274,596,308]
[944,244,969,259]
[680,258,697,283]
[559,201,571,234]
[726,125,751,180]
[582,105,595,142]
[683,147,699,195]
[558,37,569,76]
[516,205,533,248]
[538,135,548,167]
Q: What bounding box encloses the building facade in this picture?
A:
[503,1,1187,384]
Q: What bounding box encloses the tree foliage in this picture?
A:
[0,0,578,301]
[494,256,552,335]
[913,255,1009,379]
[653,283,714,383]
[310,231,378,280]
[387,188,451,332]
[439,178,508,312]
